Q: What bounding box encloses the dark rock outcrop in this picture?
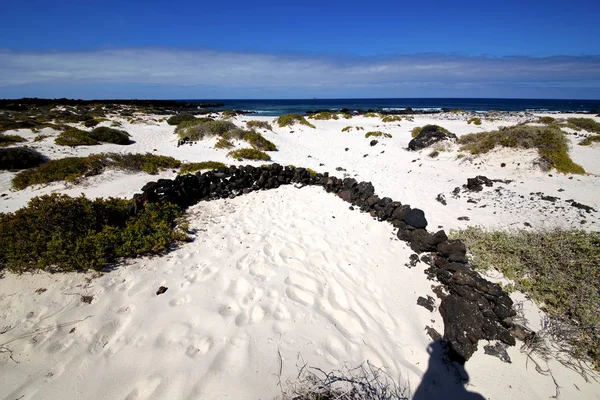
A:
[408,125,457,151]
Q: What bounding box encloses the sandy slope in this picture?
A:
[1,112,600,399]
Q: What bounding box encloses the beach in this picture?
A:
[1,108,600,399]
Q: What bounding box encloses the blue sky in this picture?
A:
[1,0,599,99]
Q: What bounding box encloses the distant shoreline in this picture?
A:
[1,97,599,116]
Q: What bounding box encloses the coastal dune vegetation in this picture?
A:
[457,124,585,174]
[276,113,315,128]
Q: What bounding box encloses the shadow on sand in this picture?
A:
[413,340,485,400]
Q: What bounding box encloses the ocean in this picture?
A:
[185,98,600,116]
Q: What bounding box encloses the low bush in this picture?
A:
[214,137,234,149]
[0,194,185,272]
[363,112,380,118]
[167,114,196,126]
[276,114,315,128]
[175,119,236,141]
[468,117,482,125]
[411,127,422,138]
[221,110,240,118]
[33,134,50,142]
[567,118,600,133]
[12,154,107,189]
[84,119,100,128]
[308,112,339,120]
[579,135,600,146]
[108,153,181,174]
[341,126,352,132]
[55,127,99,146]
[0,133,27,146]
[381,115,403,123]
[451,227,600,368]
[537,116,556,125]
[0,147,48,171]
[228,148,271,161]
[458,125,585,174]
[246,120,272,130]
[179,161,227,175]
[12,153,181,189]
[88,126,132,145]
[365,131,392,139]
[244,132,277,151]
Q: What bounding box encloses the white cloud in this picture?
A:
[0,48,599,97]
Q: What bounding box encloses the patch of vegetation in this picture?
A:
[108,153,181,174]
[221,110,241,119]
[214,137,234,149]
[381,115,403,123]
[175,119,236,141]
[458,125,585,174]
[179,161,227,175]
[342,126,352,132]
[308,112,339,120]
[0,133,27,147]
[83,119,100,128]
[55,127,100,146]
[276,114,315,128]
[468,117,482,125]
[363,112,380,118]
[167,114,196,126]
[246,120,272,130]
[0,194,185,272]
[12,153,181,189]
[0,148,48,171]
[87,127,132,145]
[567,118,600,134]
[411,127,422,138]
[428,150,439,158]
[244,132,277,151]
[365,131,392,139]
[579,135,600,146]
[228,148,271,161]
[306,168,317,176]
[111,121,123,127]
[450,227,600,369]
[33,134,50,142]
[537,116,556,125]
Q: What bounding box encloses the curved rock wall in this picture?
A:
[133,163,517,364]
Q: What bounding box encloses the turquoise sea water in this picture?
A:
[185,98,600,116]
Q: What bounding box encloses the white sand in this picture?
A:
[1,112,599,399]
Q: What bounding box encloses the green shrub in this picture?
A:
[342,126,352,132]
[33,134,50,142]
[12,153,181,189]
[111,121,123,127]
[175,119,236,140]
[167,114,196,126]
[55,127,99,146]
[537,116,556,125]
[306,168,317,176]
[467,117,482,125]
[88,126,132,145]
[228,148,271,161]
[381,115,403,123]
[12,154,107,189]
[308,112,339,120]
[365,131,392,139]
[246,120,272,130]
[84,119,100,128]
[221,110,240,118]
[567,118,600,133]
[580,135,600,146]
[458,125,585,174]
[450,227,600,368]
[108,153,181,174]
[0,147,48,171]
[244,132,277,151]
[179,161,227,175]
[411,127,422,138]
[276,114,315,128]
[363,112,380,118]
[0,133,27,146]
[0,194,184,272]
[214,137,234,149]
